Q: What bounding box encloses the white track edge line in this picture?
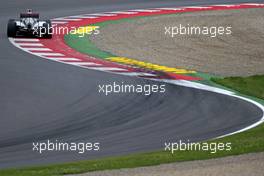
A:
[150,78,264,139]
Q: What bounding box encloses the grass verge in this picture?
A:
[212,75,264,100]
[0,75,263,176]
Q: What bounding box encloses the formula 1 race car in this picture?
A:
[7,9,52,38]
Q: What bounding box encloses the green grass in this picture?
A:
[0,75,263,176]
[1,123,264,176]
[212,75,264,100]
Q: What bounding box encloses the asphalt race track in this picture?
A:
[0,0,263,169]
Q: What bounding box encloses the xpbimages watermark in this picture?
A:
[34,25,100,37]
[98,82,166,96]
[165,24,232,38]
[165,140,232,154]
[32,140,100,154]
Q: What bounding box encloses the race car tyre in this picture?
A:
[42,20,52,39]
[7,19,17,37]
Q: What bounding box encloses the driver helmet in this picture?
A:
[26,9,33,14]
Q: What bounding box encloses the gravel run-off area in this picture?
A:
[91,8,264,76]
[69,152,264,176]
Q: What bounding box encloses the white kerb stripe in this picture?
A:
[78,16,98,19]
[26,48,52,51]
[129,9,161,12]
[156,8,184,11]
[18,43,43,46]
[184,6,212,9]
[67,15,96,19]
[212,4,237,7]
[242,3,264,6]
[33,52,64,56]
[13,38,39,42]
[120,72,157,77]
[107,11,138,14]
[67,62,101,66]
[52,21,68,24]
[88,13,117,16]
[48,58,81,61]
[53,18,81,21]
[88,67,127,71]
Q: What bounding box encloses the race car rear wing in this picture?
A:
[20,13,39,18]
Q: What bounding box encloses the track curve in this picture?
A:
[0,0,263,169]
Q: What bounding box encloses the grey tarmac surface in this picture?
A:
[0,0,263,169]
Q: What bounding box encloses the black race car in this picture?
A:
[7,9,52,38]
